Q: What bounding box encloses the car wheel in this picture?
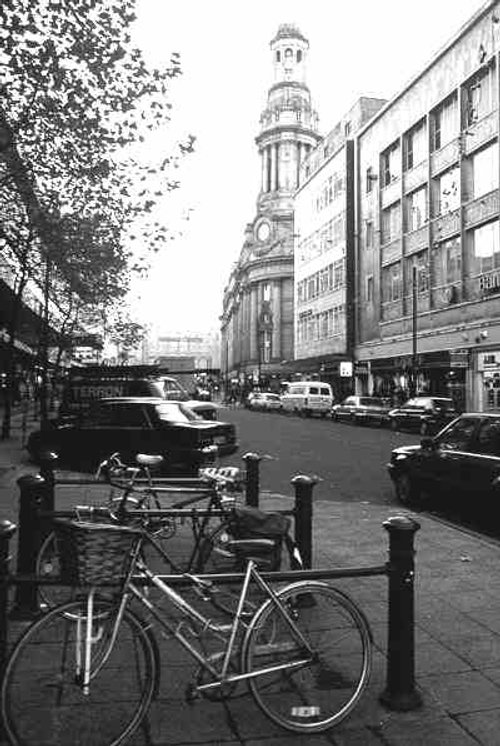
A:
[394,473,418,506]
[420,422,429,436]
[331,412,338,422]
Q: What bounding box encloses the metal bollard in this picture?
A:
[0,520,16,740]
[380,514,422,711]
[10,475,50,619]
[291,475,317,570]
[38,450,58,512]
[242,452,261,508]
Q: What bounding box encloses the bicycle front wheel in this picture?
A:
[242,581,372,733]
[2,599,156,746]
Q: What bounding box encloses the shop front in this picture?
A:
[357,349,468,410]
[477,351,500,411]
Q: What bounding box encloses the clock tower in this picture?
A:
[221,24,321,389]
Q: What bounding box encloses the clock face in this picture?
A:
[256,221,271,243]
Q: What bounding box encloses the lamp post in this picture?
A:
[411,265,418,397]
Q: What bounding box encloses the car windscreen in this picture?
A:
[155,402,202,422]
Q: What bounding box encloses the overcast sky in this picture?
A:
[129,0,485,337]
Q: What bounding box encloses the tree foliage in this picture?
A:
[0,0,194,434]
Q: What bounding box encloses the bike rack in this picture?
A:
[0,503,422,716]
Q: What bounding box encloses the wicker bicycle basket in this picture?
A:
[53,519,141,586]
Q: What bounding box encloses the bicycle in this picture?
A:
[1,518,373,745]
[36,452,296,617]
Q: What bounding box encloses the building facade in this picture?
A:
[293,97,385,398]
[221,24,321,392]
[355,0,500,412]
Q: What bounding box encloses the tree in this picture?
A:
[0,0,194,434]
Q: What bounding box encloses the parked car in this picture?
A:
[27,397,238,474]
[331,395,392,426]
[387,396,459,435]
[247,392,282,412]
[387,412,500,507]
[280,381,333,417]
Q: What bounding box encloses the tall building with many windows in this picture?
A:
[355,0,500,411]
[293,97,385,398]
[220,24,321,392]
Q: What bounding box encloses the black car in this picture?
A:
[331,395,392,426]
[387,396,459,435]
[27,397,238,474]
[387,412,500,507]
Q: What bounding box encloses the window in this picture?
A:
[432,237,462,286]
[262,283,271,302]
[276,51,281,62]
[404,121,427,171]
[380,142,400,187]
[381,202,401,244]
[464,62,497,127]
[333,258,345,289]
[405,186,427,232]
[366,275,374,302]
[366,167,375,193]
[431,94,458,151]
[433,166,460,216]
[366,220,374,248]
[438,417,477,451]
[297,50,302,62]
[262,330,271,363]
[382,262,402,302]
[406,251,429,294]
[472,142,499,198]
[471,220,500,274]
[475,417,500,455]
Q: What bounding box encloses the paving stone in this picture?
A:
[419,670,500,714]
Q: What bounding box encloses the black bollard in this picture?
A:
[291,475,316,570]
[380,514,422,711]
[38,450,58,513]
[0,520,16,740]
[10,475,49,619]
[242,452,261,508]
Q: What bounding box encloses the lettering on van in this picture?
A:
[70,384,125,401]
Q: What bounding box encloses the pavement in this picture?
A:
[1,408,500,744]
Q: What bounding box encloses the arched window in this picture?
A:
[285,48,293,59]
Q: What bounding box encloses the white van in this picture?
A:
[281,381,333,418]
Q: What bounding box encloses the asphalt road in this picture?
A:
[218,406,418,505]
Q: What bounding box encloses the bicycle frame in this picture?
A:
[78,538,314,698]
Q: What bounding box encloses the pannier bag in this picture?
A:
[227,506,299,570]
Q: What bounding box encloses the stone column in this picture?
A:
[249,285,258,360]
[270,143,277,192]
[262,147,269,192]
[272,280,281,360]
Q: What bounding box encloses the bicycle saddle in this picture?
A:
[136,454,164,467]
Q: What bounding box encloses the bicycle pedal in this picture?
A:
[185,683,199,703]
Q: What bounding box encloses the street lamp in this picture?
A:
[411,264,418,397]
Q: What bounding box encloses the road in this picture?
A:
[218,406,417,505]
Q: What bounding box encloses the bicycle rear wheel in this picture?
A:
[2,599,156,746]
[242,581,372,733]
